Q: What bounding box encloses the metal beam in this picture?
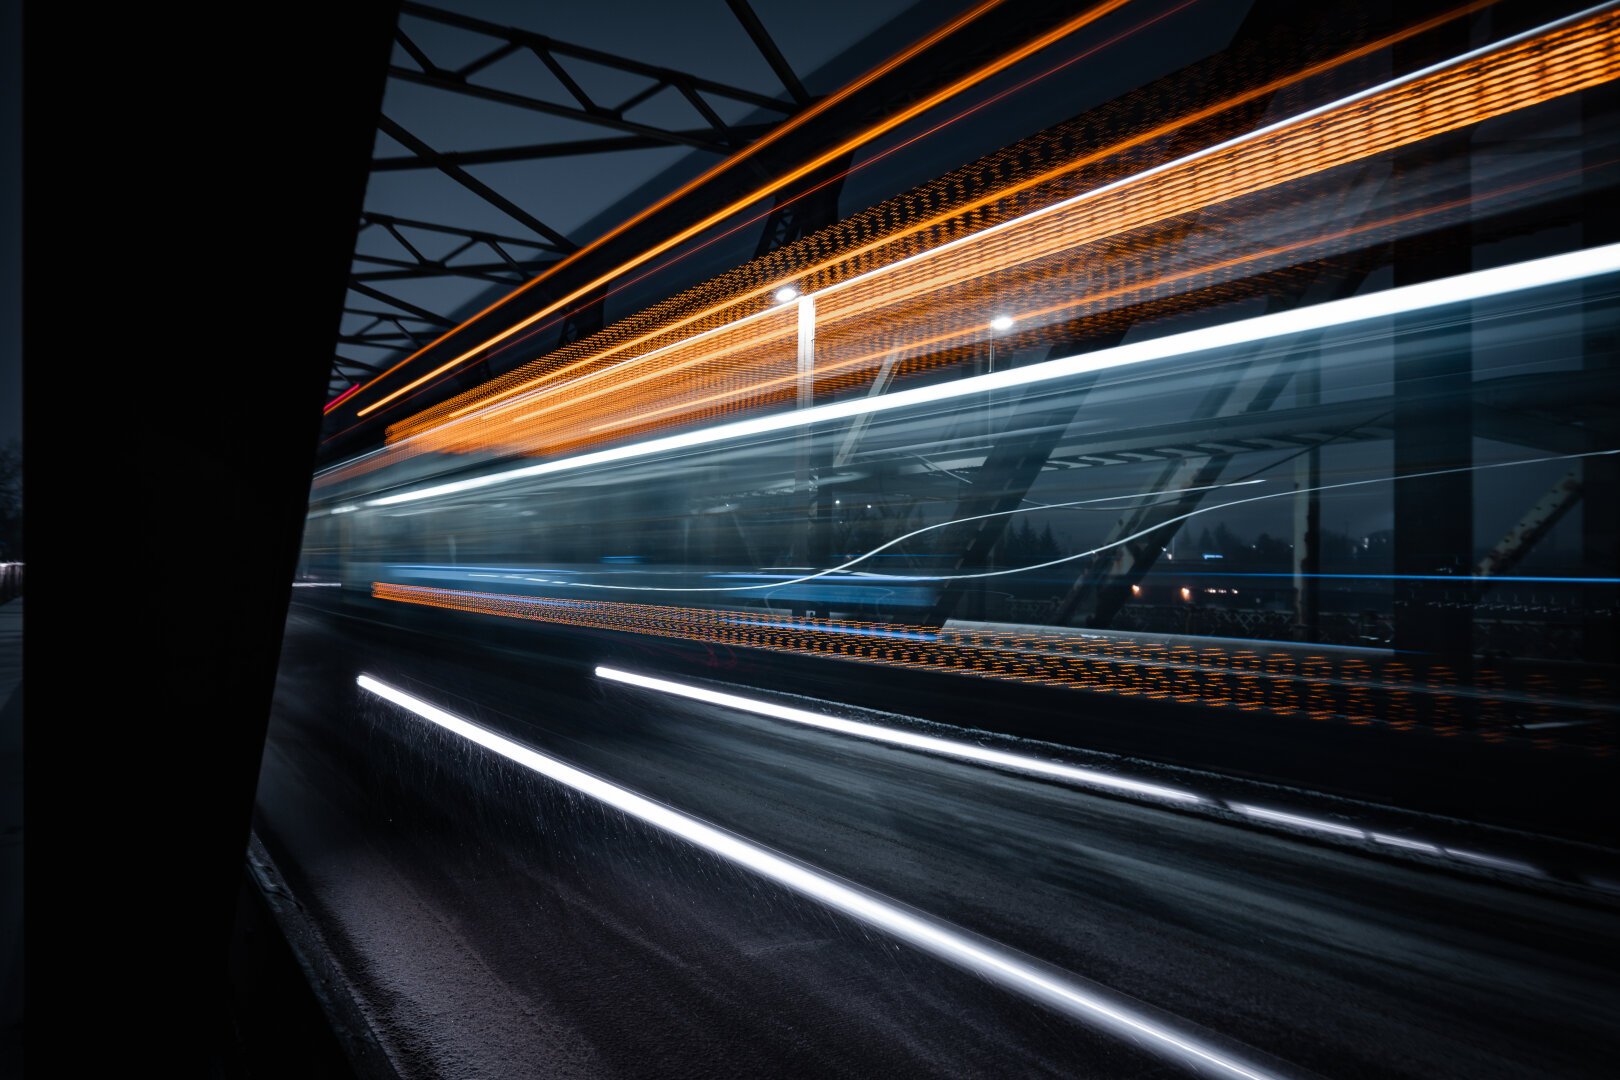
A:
[370,127,773,170]
[754,153,853,257]
[1048,346,1301,629]
[399,2,796,113]
[350,254,554,285]
[922,394,1089,626]
[334,354,387,376]
[342,305,441,327]
[378,116,579,252]
[386,66,740,155]
[725,0,811,106]
[358,211,552,252]
[347,280,456,327]
[387,2,801,163]
[1475,470,1583,579]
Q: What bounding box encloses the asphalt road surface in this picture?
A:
[253,603,1620,1079]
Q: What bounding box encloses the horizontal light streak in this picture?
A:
[1443,848,1543,875]
[357,673,1281,1080]
[589,667,1566,883]
[369,581,1616,759]
[363,243,1620,507]
[350,0,1133,418]
[389,0,1505,438]
[578,186,1495,437]
[1142,572,1620,585]
[594,665,1203,804]
[331,0,1010,416]
[1231,804,1364,839]
[384,0,1615,454]
[583,666,1563,887]
[1370,833,1442,855]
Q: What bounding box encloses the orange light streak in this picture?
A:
[370,582,1613,751]
[329,0,1011,417]
[386,5,1620,462]
[351,0,1135,418]
[602,159,1581,433]
[395,0,1499,438]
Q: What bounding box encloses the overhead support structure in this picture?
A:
[922,392,1094,627]
[352,212,560,285]
[371,126,778,171]
[391,1,800,156]
[754,153,855,258]
[1045,259,1377,632]
[378,116,579,251]
[1047,328,1304,631]
[332,0,820,412]
[725,0,813,106]
[345,281,455,327]
[1474,470,1584,580]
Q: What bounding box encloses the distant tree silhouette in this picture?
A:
[1036,523,1061,562]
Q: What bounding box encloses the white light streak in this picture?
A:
[365,243,1620,509]
[1231,804,1365,839]
[1370,833,1441,855]
[595,666,1203,804]
[357,674,1282,1080]
[1443,847,1543,876]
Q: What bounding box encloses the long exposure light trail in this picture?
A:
[368,562,1617,752]
[357,673,1287,1080]
[350,0,1138,419]
[359,453,1612,608]
[363,242,1620,508]
[594,665,1204,803]
[592,666,1561,881]
[384,0,1601,449]
[327,0,1011,416]
[385,0,1505,439]
[378,3,1620,463]
[577,179,1534,436]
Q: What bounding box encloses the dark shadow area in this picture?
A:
[221,875,357,1080]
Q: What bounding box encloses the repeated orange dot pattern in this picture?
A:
[373,581,1618,755]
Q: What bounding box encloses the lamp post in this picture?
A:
[988,314,1014,372]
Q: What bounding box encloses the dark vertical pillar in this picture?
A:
[25,1,400,1071]
[1390,24,1475,667]
[1581,84,1620,664]
[1292,356,1322,642]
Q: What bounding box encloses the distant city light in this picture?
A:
[1180,587,1192,601]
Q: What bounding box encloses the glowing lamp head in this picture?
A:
[990,315,1015,332]
[774,286,800,304]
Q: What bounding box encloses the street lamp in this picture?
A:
[988,315,1013,373]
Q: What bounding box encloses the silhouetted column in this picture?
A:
[1391,29,1475,667]
[1582,84,1620,663]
